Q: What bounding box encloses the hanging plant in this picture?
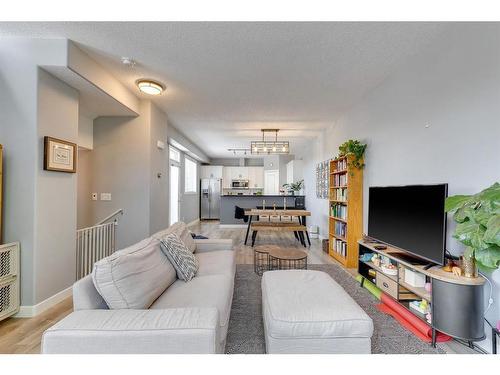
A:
[338,139,367,170]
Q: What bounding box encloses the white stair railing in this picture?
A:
[76,209,123,280]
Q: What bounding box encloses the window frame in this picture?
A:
[169,146,181,164]
[184,156,198,194]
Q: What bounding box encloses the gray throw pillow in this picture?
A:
[160,233,199,281]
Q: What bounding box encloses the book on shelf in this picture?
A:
[334,158,347,171]
[334,221,347,237]
[331,188,348,201]
[333,173,347,186]
[332,238,347,257]
[330,203,347,220]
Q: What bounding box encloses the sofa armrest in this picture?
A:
[42,308,219,354]
[195,239,233,253]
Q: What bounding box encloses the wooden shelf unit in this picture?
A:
[328,155,363,268]
[358,240,487,345]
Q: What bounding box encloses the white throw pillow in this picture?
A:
[92,237,176,309]
[160,233,199,281]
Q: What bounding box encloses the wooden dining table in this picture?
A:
[243,209,311,246]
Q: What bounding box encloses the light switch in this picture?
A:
[100,193,112,201]
[91,193,97,201]
[157,140,165,149]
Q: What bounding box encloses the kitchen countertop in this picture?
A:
[222,194,304,197]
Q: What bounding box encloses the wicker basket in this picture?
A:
[0,243,20,321]
[0,277,19,321]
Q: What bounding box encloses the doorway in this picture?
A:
[264,169,280,195]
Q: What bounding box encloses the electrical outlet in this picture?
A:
[91,193,97,201]
[100,193,112,201]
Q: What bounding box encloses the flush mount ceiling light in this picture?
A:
[136,79,165,95]
[251,129,289,155]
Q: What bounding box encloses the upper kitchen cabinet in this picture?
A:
[248,166,264,188]
[201,165,223,179]
[222,166,248,188]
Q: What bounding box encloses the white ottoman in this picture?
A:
[262,270,373,354]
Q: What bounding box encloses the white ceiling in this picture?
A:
[0,22,451,158]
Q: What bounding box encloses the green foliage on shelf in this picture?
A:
[338,139,367,170]
[445,182,500,270]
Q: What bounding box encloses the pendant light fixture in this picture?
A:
[250,129,289,155]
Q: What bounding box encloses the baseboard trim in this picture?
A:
[15,285,72,318]
[186,219,200,227]
[219,224,247,229]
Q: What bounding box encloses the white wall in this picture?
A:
[297,23,500,351]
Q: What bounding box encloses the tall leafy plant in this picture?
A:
[445,182,500,270]
[338,139,367,170]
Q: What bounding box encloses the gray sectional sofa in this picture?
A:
[42,222,235,354]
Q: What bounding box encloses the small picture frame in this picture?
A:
[43,136,77,173]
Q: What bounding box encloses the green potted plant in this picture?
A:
[283,180,304,196]
[445,182,500,276]
[338,139,367,171]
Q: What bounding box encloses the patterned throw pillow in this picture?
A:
[159,233,199,281]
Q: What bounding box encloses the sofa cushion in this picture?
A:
[152,222,196,253]
[149,274,234,342]
[195,250,236,277]
[92,237,176,309]
[160,233,199,281]
[262,270,373,339]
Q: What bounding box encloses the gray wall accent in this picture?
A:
[209,157,264,167]
[77,149,93,229]
[148,102,169,234]
[0,38,69,305]
[245,158,264,167]
[35,69,79,303]
[209,158,240,166]
[92,107,151,249]
[89,101,170,248]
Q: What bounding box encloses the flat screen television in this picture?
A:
[368,184,448,265]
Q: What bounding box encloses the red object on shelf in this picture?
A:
[377,293,451,343]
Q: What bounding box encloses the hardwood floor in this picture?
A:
[0,221,470,354]
[0,297,73,354]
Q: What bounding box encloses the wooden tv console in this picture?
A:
[358,239,486,347]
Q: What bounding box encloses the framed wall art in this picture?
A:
[315,159,330,199]
[43,136,77,173]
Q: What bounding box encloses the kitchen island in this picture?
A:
[220,195,305,226]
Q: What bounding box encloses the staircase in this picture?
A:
[75,209,123,280]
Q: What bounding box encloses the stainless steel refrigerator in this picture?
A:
[200,178,222,219]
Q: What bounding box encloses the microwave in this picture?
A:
[231,179,249,189]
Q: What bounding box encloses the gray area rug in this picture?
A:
[225,263,445,354]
